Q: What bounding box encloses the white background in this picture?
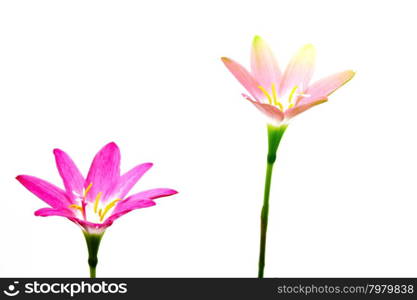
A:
[0,0,416,277]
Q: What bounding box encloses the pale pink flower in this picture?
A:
[221,36,355,124]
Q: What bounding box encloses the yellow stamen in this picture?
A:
[288,103,295,109]
[288,86,298,104]
[98,208,103,219]
[93,192,102,213]
[100,198,121,222]
[84,183,93,197]
[258,86,273,105]
[69,204,83,212]
[271,83,278,105]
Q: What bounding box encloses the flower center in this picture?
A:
[258,84,310,111]
[68,183,121,223]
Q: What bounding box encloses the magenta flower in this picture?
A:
[16,142,177,277]
[222,36,355,125]
[221,36,355,278]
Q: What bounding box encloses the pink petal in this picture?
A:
[221,57,264,101]
[244,95,284,123]
[16,175,71,208]
[34,208,98,233]
[104,200,156,226]
[115,162,153,199]
[285,98,328,119]
[85,142,120,202]
[72,218,109,232]
[53,148,85,198]
[251,36,282,92]
[35,207,74,217]
[304,70,355,104]
[111,188,176,215]
[124,188,178,202]
[280,44,316,95]
[114,199,156,213]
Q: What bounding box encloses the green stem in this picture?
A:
[83,231,104,278]
[258,124,287,278]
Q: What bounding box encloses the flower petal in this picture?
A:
[304,70,355,104]
[285,98,328,119]
[35,207,74,217]
[116,162,153,199]
[85,142,121,202]
[68,218,108,233]
[124,188,178,202]
[103,200,156,227]
[251,35,282,91]
[221,57,264,101]
[111,188,176,216]
[16,175,71,208]
[244,95,284,123]
[280,44,316,95]
[53,148,85,198]
[34,211,105,233]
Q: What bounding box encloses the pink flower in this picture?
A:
[221,36,355,124]
[16,142,178,234]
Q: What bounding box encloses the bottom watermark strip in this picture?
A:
[0,278,415,299]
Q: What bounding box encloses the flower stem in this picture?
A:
[258,124,287,278]
[83,231,104,278]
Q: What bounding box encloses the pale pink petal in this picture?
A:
[35,207,75,217]
[85,142,120,202]
[53,148,85,198]
[16,175,71,208]
[221,57,264,101]
[280,44,316,95]
[285,98,328,119]
[103,200,156,227]
[251,36,282,90]
[115,163,153,199]
[304,70,355,104]
[244,95,284,123]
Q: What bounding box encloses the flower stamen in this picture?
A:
[69,204,83,212]
[271,83,278,105]
[258,84,285,111]
[93,192,102,213]
[288,86,298,104]
[258,86,273,105]
[84,183,93,198]
[100,199,121,222]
